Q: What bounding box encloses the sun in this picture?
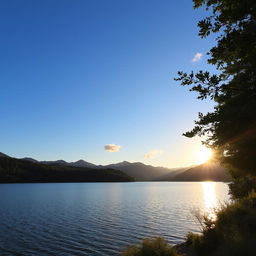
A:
[197,147,212,164]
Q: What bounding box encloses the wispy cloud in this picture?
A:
[104,144,121,152]
[192,52,203,63]
[144,150,163,159]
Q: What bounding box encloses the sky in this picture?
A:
[0,0,217,168]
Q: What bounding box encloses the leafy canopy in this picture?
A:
[175,0,256,177]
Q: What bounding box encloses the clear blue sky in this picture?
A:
[0,0,216,167]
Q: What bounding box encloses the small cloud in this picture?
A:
[192,52,203,63]
[144,150,163,159]
[104,144,121,152]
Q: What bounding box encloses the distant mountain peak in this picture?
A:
[75,159,90,164]
[76,159,86,162]
[0,152,10,158]
[110,161,131,167]
[55,160,68,164]
[120,161,130,164]
[22,157,38,163]
[70,159,97,168]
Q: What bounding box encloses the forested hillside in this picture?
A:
[0,154,134,183]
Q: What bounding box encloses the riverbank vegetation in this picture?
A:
[186,192,256,255]
[121,237,178,256]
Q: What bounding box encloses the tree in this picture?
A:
[175,0,256,190]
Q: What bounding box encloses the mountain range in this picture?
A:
[0,153,134,183]
[22,157,178,181]
[20,155,230,182]
[0,152,231,182]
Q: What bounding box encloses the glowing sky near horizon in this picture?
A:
[0,0,217,168]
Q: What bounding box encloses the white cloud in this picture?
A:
[144,150,163,159]
[192,52,203,62]
[104,144,121,152]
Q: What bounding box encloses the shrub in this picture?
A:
[229,176,256,199]
[186,192,256,256]
[186,232,203,252]
[121,237,178,256]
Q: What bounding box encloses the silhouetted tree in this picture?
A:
[175,0,256,196]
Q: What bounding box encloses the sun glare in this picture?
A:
[202,182,217,220]
[197,147,212,164]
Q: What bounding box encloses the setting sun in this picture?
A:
[197,147,212,164]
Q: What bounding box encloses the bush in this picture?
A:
[186,192,256,256]
[229,176,256,199]
[121,237,178,256]
[186,232,203,253]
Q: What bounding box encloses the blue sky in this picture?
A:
[0,0,216,167]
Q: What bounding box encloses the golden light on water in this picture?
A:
[197,147,212,164]
[202,181,217,220]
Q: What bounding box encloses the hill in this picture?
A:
[0,153,134,183]
[103,161,182,181]
[21,158,99,168]
[154,167,189,181]
[22,158,181,181]
[171,162,230,181]
[0,152,10,158]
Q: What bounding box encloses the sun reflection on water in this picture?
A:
[202,182,217,220]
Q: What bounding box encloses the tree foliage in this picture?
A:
[175,0,256,180]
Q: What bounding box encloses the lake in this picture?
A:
[0,182,230,256]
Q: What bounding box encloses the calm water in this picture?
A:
[0,182,229,256]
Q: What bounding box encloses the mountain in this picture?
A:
[41,160,69,166]
[22,157,38,163]
[154,167,189,181]
[104,161,182,181]
[0,154,134,183]
[171,162,231,181]
[13,153,230,182]
[22,158,181,181]
[0,152,10,158]
[69,160,97,168]
[25,158,98,168]
[108,162,231,182]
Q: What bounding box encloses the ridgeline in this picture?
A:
[0,153,134,183]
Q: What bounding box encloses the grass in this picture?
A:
[121,237,178,256]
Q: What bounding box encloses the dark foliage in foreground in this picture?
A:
[0,155,134,183]
[121,237,178,256]
[186,192,256,256]
[229,175,256,199]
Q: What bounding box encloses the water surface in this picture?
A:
[0,182,229,256]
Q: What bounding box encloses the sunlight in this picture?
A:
[202,182,217,220]
[197,147,212,164]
